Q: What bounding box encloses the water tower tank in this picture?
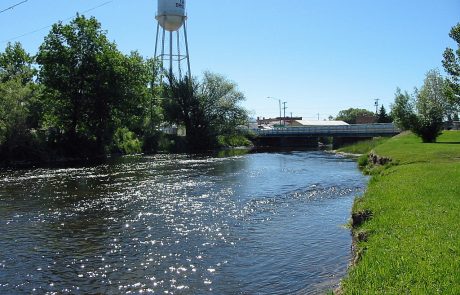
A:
[156,0,186,32]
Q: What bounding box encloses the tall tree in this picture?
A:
[413,69,447,142]
[0,42,35,84]
[37,15,148,156]
[391,70,449,143]
[443,23,460,104]
[391,88,415,130]
[163,72,248,151]
[0,43,44,163]
[377,105,392,123]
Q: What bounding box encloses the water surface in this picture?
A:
[0,151,367,294]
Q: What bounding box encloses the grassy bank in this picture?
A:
[341,131,460,294]
[337,137,390,155]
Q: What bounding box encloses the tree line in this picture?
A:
[0,15,249,166]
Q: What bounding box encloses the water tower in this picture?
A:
[154,0,191,81]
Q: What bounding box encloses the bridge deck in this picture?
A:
[254,123,400,138]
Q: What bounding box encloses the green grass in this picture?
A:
[341,131,460,294]
[338,137,390,155]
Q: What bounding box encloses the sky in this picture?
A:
[0,0,459,120]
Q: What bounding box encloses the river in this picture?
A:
[0,151,367,294]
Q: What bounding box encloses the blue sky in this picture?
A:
[1,0,459,119]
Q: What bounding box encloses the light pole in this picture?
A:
[283,102,287,126]
[374,98,380,115]
[267,96,282,126]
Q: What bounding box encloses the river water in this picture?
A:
[0,151,367,294]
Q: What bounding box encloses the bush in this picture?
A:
[217,134,252,148]
[411,118,443,143]
[112,128,142,155]
[358,154,369,167]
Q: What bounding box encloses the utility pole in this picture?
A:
[374,98,380,115]
[267,97,282,126]
[317,113,320,121]
[282,102,288,126]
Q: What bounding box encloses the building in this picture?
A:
[290,120,349,127]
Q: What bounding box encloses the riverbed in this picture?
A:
[0,151,367,294]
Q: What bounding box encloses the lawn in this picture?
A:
[341,131,460,294]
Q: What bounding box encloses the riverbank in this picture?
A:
[339,131,460,294]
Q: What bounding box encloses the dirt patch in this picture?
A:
[351,210,373,227]
[368,153,391,166]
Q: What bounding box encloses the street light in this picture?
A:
[267,96,282,126]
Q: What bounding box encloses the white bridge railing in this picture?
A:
[254,123,400,137]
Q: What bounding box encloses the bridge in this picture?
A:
[253,123,400,148]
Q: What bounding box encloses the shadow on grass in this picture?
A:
[436,142,460,144]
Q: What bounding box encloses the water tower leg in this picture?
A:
[161,28,166,75]
[153,22,160,82]
[177,31,182,79]
[169,31,173,79]
[183,21,192,81]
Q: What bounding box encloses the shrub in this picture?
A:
[112,128,142,155]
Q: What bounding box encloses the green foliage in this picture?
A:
[390,88,415,130]
[335,108,375,124]
[36,15,155,156]
[199,72,248,135]
[112,128,142,155]
[338,137,389,155]
[357,154,368,167]
[391,70,449,143]
[342,132,460,294]
[0,42,36,84]
[0,15,250,164]
[442,23,460,105]
[216,134,252,148]
[413,70,447,142]
[164,72,249,152]
[0,78,47,163]
[377,105,392,123]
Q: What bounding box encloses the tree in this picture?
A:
[335,108,375,124]
[391,88,416,130]
[0,78,44,162]
[37,15,150,156]
[0,43,45,164]
[163,72,248,151]
[412,69,447,142]
[199,72,248,136]
[391,70,449,143]
[377,105,392,123]
[0,42,36,84]
[442,23,460,107]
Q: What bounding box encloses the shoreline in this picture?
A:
[336,131,460,294]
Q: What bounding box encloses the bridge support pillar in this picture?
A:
[255,136,319,148]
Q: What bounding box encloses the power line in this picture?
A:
[1,0,113,44]
[0,0,28,14]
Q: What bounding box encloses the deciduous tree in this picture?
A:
[335,108,375,124]
[443,23,460,104]
[391,70,449,143]
[163,72,248,151]
[37,15,152,156]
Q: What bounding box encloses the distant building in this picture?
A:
[356,115,377,124]
[257,116,302,129]
[290,120,349,127]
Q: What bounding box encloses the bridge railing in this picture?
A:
[254,123,400,137]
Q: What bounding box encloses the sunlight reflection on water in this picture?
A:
[0,152,367,294]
